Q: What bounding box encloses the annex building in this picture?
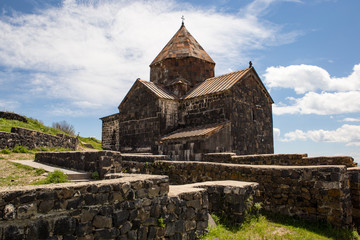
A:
[101,23,274,160]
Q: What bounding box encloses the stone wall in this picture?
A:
[150,57,215,90]
[181,92,232,127]
[158,123,232,161]
[100,113,120,151]
[348,167,360,225]
[0,127,78,150]
[120,160,352,227]
[35,151,122,178]
[230,75,273,155]
[0,174,208,239]
[0,111,27,123]
[0,173,260,239]
[203,153,357,167]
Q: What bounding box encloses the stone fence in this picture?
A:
[121,161,353,227]
[0,127,78,150]
[0,173,259,239]
[35,151,122,178]
[34,151,359,227]
[203,153,357,167]
[0,111,27,123]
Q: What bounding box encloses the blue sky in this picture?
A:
[1,0,360,161]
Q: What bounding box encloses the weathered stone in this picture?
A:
[92,215,112,229]
[38,200,54,213]
[4,204,16,220]
[17,203,37,219]
[54,217,77,235]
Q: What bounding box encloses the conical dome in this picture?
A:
[150,23,215,66]
[150,23,215,94]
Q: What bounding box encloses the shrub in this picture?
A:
[34,170,69,185]
[91,171,100,180]
[1,148,11,154]
[35,168,46,176]
[12,145,29,153]
[52,120,75,135]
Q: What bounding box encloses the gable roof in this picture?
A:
[160,122,228,141]
[138,79,176,100]
[183,68,250,99]
[118,79,176,110]
[150,23,215,66]
[183,67,274,103]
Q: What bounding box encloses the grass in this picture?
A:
[33,170,69,185]
[0,158,46,186]
[0,117,66,136]
[78,136,103,150]
[202,212,359,240]
[0,114,103,150]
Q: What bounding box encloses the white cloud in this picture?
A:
[282,124,360,146]
[273,127,281,139]
[265,64,360,115]
[343,118,360,122]
[273,91,360,115]
[264,64,360,94]
[0,0,299,115]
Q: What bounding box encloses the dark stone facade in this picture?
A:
[101,23,274,159]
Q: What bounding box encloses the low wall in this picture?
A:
[0,174,209,240]
[348,167,360,225]
[0,111,27,123]
[0,127,78,150]
[120,161,352,227]
[203,153,357,167]
[35,151,122,178]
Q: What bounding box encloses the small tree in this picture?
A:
[52,120,75,135]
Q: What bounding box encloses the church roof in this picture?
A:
[160,122,228,141]
[150,23,215,66]
[138,79,176,100]
[183,68,250,99]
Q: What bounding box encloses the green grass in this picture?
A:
[33,170,69,185]
[78,136,103,150]
[0,114,102,151]
[0,117,66,136]
[9,162,34,171]
[202,212,359,240]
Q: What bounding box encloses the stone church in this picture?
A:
[101,22,274,160]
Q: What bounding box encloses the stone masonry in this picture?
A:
[0,127,78,151]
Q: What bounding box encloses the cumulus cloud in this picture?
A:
[264,64,360,94]
[273,127,281,139]
[264,64,360,115]
[0,0,299,115]
[282,124,360,146]
[273,91,360,115]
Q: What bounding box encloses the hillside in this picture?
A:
[0,112,102,150]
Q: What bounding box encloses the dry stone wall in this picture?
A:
[35,151,122,178]
[0,127,78,150]
[0,173,260,239]
[0,174,208,239]
[120,160,353,227]
[348,167,360,225]
[203,153,357,168]
[0,111,27,123]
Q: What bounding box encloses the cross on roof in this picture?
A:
[181,15,185,25]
